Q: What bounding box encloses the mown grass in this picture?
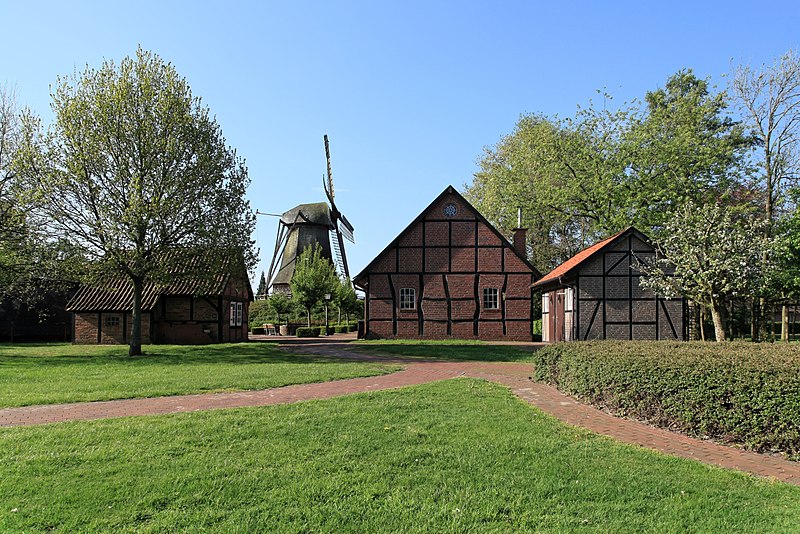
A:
[0,343,396,408]
[354,339,537,361]
[1,379,798,532]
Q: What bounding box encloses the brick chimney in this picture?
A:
[512,207,527,257]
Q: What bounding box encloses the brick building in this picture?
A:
[68,261,252,345]
[354,186,541,341]
[535,227,685,342]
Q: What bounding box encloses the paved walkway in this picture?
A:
[1,338,799,486]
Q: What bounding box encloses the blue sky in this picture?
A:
[2,1,798,284]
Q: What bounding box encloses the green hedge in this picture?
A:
[296,327,320,338]
[335,325,349,334]
[532,341,800,459]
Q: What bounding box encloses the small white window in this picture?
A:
[399,288,416,310]
[542,294,550,313]
[483,288,499,309]
[230,302,243,327]
[564,288,574,312]
[104,315,120,327]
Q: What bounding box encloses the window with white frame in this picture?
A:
[483,288,499,309]
[564,288,574,312]
[230,302,243,327]
[104,315,120,327]
[399,288,416,310]
[542,294,550,313]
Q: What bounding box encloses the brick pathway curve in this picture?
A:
[1,339,799,486]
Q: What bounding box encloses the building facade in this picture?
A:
[68,271,252,345]
[535,227,685,342]
[354,186,541,341]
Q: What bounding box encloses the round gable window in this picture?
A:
[443,203,458,218]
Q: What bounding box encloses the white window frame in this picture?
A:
[564,288,574,312]
[230,302,243,327]
[399,288,416,310]
[483,288,499,310]
[104,315,120,327]
[542,294,550,313]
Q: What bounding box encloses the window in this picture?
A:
[229,302,243,327]
[399,288,416,310]
[483,288,499,309]
[104,315,120,327]
[542,294,550,313]
[564,288,574,312]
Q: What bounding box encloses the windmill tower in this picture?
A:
[266,135,355,294]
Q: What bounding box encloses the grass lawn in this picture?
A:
[354,339,537,361]
[0,343,397,408]
[2,379,798,532]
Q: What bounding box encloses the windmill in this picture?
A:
[265,135,355,294]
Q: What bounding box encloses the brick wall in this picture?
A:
[73,312,151,344]
[363,189,535,341]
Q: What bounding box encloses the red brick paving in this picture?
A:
[1,338,799,486]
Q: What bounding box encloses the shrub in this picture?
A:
[532,341,800,459]
[335,325,349,334]
[251,327,266,335]
[295,327,320,338]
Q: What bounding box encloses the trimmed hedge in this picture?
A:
[295,327,320,338]
[532,341,800,459]
[335,325,349,334]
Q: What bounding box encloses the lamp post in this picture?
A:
[324,293,331,336]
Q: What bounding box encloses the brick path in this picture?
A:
[1,338,799,486]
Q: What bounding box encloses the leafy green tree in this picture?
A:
[332,279,359,324]
[640,202,767,341]
[732,50,800,339]
[15,48,256,355]
[268,292,294,325]
[466,71,750,273]
[290,243,338,327]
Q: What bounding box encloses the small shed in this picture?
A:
[354,185,541,341]
[67,257,252,345]
[534,227,685,342]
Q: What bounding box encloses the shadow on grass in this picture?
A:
[0,342,352,367]
[351,341,541,362]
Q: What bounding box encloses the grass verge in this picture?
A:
[0,343,397,408]
[1,379,798,532]
[354,339,536,361]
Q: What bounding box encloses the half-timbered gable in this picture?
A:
[535,227,685,342]
[354,186,541,341]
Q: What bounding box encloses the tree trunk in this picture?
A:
[306,308,311,327]
[782,303,790,342]
[699,306,706,342]
[710,297,727,342]
[750,298,759,342]
[129,276,144,356]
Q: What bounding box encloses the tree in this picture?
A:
[332,278,358,324]
[732,50,800,340]
[1,85,81,307]
[15,48,256,355]
[267,292,294,325]
[290,243,338,327]
[256,271,267,298]
[640,202,767,341]
[466,71,749,273]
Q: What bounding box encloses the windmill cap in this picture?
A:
[281,202,333,228]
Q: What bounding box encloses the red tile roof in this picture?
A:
[534,228,629,287]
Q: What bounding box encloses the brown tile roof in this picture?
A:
[66,275,230,312]
[534,228,631,288]
[66,250,248,312]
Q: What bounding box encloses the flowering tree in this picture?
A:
[640,202,767,341]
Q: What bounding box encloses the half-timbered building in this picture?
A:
[534,227,685,342]
[354,186,541,341]
[68,257,252,345]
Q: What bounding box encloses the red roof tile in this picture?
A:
[534,228,630,287]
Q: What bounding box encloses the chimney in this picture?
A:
[512,207,527,257]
